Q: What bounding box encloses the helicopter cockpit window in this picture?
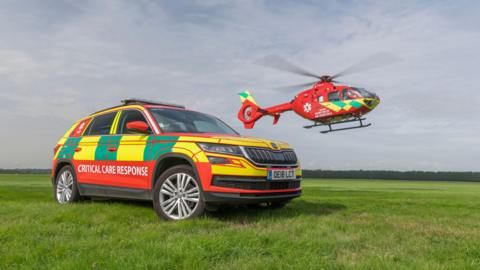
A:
[353,88,376,98]
[328,91,340,101]
[342,89,362,100]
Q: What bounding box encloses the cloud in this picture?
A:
[0,0,479,170]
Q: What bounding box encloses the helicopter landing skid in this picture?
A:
[303,118,371,133]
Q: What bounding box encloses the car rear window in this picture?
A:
[85,112,117,136]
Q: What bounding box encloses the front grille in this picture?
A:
[243,147,298,165]
[212,176,301,190]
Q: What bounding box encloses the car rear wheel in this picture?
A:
[54,165,81,204]
[153,165,205,220]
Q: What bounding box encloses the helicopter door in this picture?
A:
[327,91,340,101]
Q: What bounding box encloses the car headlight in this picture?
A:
[197,143,243,156]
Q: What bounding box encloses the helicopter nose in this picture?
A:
[364,97,380,109]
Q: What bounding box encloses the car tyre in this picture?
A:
[54,165,82,204]
[153,165,205,220]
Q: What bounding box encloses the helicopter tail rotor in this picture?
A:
[238,91,266,129]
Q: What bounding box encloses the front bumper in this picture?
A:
[192,147,302,202]
[212,175,301,190]
[203,175,302,204]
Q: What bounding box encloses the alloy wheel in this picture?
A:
[56,170,74,203]
[159,173,200,220]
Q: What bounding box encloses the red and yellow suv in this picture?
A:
[52,99,302,220]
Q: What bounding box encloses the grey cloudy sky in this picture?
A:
[0,0,479,170]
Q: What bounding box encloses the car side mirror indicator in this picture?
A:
[126,121,150,134]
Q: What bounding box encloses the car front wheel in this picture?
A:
[153,165,205,220]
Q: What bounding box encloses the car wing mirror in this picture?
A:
[126,121,150,134]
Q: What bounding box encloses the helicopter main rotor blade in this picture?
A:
[331,52,399,80]
[273,80,319,93]
[257,55,322,80]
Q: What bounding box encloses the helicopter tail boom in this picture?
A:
[238,91,292,129]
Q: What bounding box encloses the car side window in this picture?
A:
[117,110,152,134]
[86,112,117,136]
[328,91,340,101]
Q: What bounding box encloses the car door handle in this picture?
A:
[74,147,82,152]
[108,147,117,152]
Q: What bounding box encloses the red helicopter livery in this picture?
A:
[237,53,392,133]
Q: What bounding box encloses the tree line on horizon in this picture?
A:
[303,170,480,182]
[0,169,51,174]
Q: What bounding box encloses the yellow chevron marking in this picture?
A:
[116,135,149,161]
[171,146,198,162]
[322,102,342,112]
[74,136,101,161]
[193,151,209,162]
[174,141,202,153]
[211,159,268,177]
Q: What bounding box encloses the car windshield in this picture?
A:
[149,108,238,135]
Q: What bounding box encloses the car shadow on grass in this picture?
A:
[84,198,346,221]
[87,197,153,208]
[207,200,346,222]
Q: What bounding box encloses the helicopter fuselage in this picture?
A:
[237,53,390,131]
[258,82,380,125]
[292,82,380,124]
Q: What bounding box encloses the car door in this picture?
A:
[74,111,119,186]
[112,109,153,190]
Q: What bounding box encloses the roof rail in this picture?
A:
[121,98,185,109]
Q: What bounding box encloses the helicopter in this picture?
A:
[237,53,395,133]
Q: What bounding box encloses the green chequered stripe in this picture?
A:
[144,136,179,161]
[57,137,82,159]
[349,100,363,108]
[95,135,123,161]
[332,101,346,108]
[64,135,181,162]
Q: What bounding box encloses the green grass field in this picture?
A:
[1,174,480,269]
